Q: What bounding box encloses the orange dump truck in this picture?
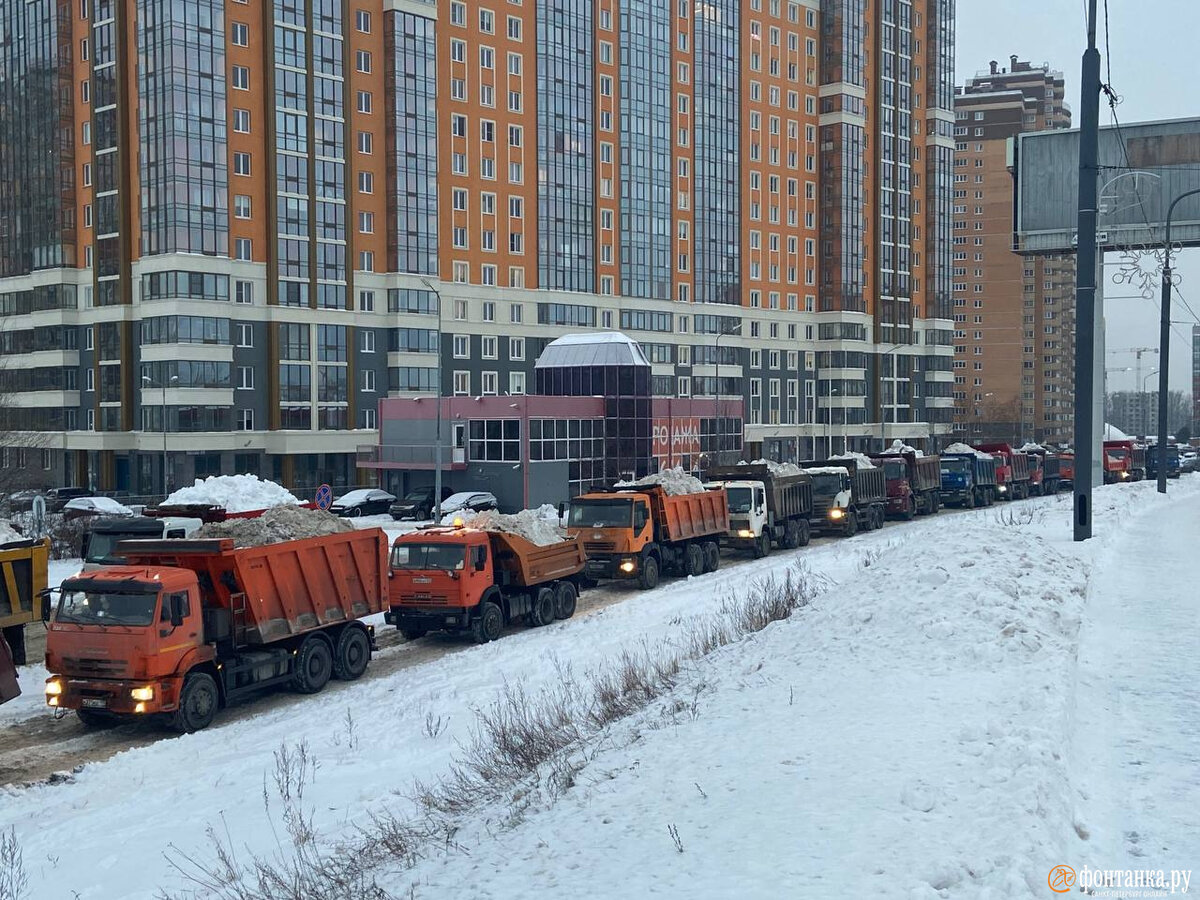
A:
[43,529,388,731]
[386,525,585,643]
[567,484,729,590]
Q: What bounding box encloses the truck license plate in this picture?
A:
[413,577,432,584]
[81,698,107,709]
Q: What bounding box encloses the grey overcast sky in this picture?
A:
[955,0,1200,394]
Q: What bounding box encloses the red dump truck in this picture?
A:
[1103,439,1146,483]
[975,443,1032,500]
[567,484,729,590]
[386,525,585,643]
[870,451,941,519]
[43,529,388,732]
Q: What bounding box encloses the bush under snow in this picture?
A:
[164,474,301,513]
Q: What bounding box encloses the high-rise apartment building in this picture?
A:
[952,57,1074,446]
[0,0,956,497]
[1193,325,1200,432]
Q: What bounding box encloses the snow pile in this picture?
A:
[829,451,876,468]
[0,521,23,545]
[615,466,708,496]
[880,439,924,457]
[803,465,850,476]
[1019,442,1046,454]
[746,458,805,476]
[195,505,352,548]
[942,441,993,459]
[463,505,566,547]
[1104,422,1130,441]
[164,475,300,513]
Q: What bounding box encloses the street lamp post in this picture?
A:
[1142,369,1160,438]
[420,279,445,521]
[715,322,742,461]
[1157,188,1200,493]
[142,373,179,497]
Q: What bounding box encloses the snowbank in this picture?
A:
[829,450,876,468]
[462,505,566,547]
[164,474,300,513]
[803,465,850,476]
[942,441,993,459]
[195,505,352,547]
[880,439,924,457]
[1018,442,1046,453]
[0,521,23,544]
[1104,422,1130,441]
[616,466,708,495]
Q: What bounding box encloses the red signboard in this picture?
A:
[653,416,702,465]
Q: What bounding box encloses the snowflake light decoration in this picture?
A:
[1111,245,1181,299]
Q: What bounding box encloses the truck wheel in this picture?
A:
[638,556,660,590]
[472,601,503,643]
[931,493,941,513]
[334,626,371,681]
[1,624,25,667]
[752,534,770,559]
[531,587,557,627]
[703,541,720,572]
[844,514,858,537]
[779,522,796,549]
[904,497,916,520]
[797,520,811,547]
[554,581,577,619]
[292,637,333,694]
[171,672,219,733]
[965,490,976,509]
[685,543,706,575]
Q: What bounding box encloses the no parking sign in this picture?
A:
[315,484,333,511]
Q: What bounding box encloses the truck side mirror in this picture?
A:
[557,501,566,520]
[40,592,52,623]
[80,534,91,558]
[169,594,185,627]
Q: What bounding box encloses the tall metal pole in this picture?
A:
[1159,189,1200,492]
[1072,0,1101,541]
[422,280,444,521]
[162,381,168,497]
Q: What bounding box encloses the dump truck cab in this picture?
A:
[567,491,653,561]
[388,526,488,625]
[876,457,914,516]
[45,566,208,718]
[715,479,767,538]
[81,515,203,569]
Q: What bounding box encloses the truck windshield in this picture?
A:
[1108,448,1128,460]
[568,499,632,528]
[882,460,906,480]
[809,474,846,498]
[56,590,158,626]
[390,543,465,571]
[725,487,754,514]
[941,459,969,475]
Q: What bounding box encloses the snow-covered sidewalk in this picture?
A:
[1070,492,1200,875]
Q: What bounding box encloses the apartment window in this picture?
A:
[81,81,89,104]
[234,152,251,176]
[509,125,523,147]
[480,9,494,32]
[357,91,372,114]
[509,303,523,324]
[480,46,494,69]
[454,299,468,320]
[361,369,376,392]
[482,336,498,359]
[355,9,371,32]
[357,131,373,154]
[80,38,89,60]
[508,16,522,40]
[359,251,374,272]
[482,372,499,395]
[452,188,468,211]
[237,366,254,390]
[359,291,375,314]
[452,262,469,283]
[84,204,92,227]
[453,335,469,358]
[236,324,253,347]
[359,211,374,234]
[508,91,522,112]
[235,281,253,304]
[231,22,248,46]
[237,409,254,431]
[233,108,250,133]
[509,372,526,395]
[232,66,249,90]
[480,84,495,106]
[451,39,466,63]
[450,1,466,26]
[358,171,373,194]
[363,408,376,429]
[509,196,523,219]
[234,238,252,260]
[234,195,251,219]
[510,337,524,360]
[356,50,372,73]
[451,78,466,100]
[453,371,470,395]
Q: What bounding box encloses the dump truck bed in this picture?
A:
[801,459,886,505]
[0,538,50,630]
[117,529,388,646]
[489,531,586,587]
[704,465,814,518]
[643,486,730,542]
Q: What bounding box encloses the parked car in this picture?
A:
[329,488,396,517]
[3,490,39,514]
[46,486,94,513]
[388,486,456,521]
[62,496,134,520]
[440,491,499,518]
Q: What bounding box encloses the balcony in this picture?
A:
[357,444,467,470]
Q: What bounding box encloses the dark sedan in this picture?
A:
[389,486,455,521]
[330,488,396,517]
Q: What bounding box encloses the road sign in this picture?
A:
[315,484,333,511]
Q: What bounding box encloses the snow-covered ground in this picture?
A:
[1,482,1196,899]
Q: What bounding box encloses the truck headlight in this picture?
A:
[828,508,845,520]
[44,679,63,697]
[736,529,755,538]
[134,702,147,714]
[619,560,635,573]
[130,686,155,702]
[998,485,1007,493]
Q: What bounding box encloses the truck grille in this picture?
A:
[62,657,128,677]
[812,497,834,517]
[400,593,449,605]
[584,541,616,554]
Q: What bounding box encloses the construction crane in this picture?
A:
[1105,347,1159,389]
